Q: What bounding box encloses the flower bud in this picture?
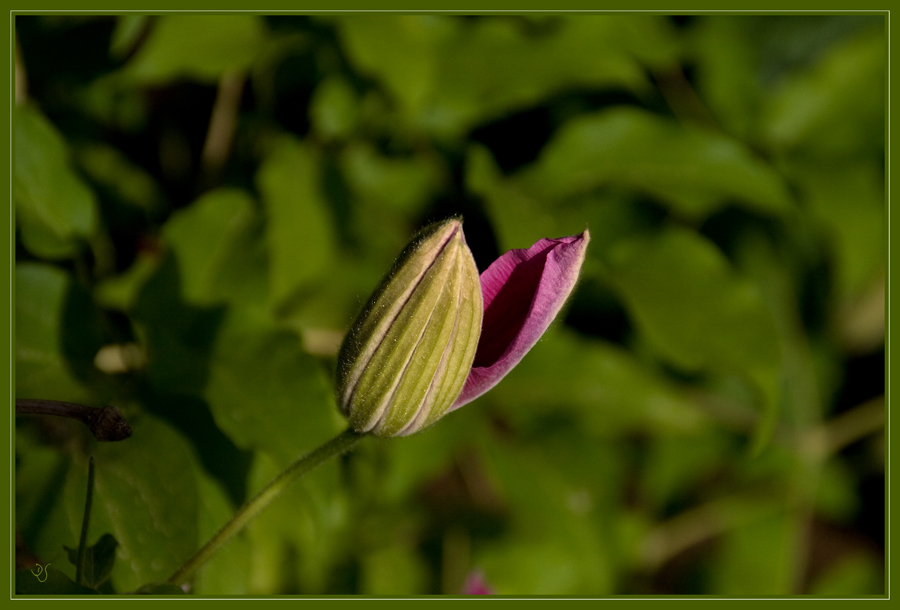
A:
[336,219,483,437]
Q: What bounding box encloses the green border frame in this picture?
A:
[5,5,892,603]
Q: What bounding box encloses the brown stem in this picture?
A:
[15,399,132,442]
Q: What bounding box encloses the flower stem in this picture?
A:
[168,428,365,587]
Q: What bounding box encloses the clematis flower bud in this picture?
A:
[336,219,483,437]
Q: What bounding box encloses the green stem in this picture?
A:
[76,456,95,586]
[168,428,365,586]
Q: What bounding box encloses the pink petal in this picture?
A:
[451,229,590,409]
[462,570,494,595]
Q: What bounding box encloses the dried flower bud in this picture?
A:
[336,219,483,437]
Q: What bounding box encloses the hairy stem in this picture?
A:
[168,428,365,587]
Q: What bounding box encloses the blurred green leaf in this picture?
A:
[422,16,660,139]
[110,15,149,60]
[15,431,70,548]
[309,76,360,142]
[203,308,344,465]
[340,142,445,217]
[78,143,165,216]
[190,461,250,595]
[86,415,201,592]
[360,544,429,595]
[762,25,885,158]
[814,458,860,523]
[709,511,801,595]
[257,136,337,308]
[605,226,782,446]
[478,438,614,595]
[162,188,267,307]
[639,433,735,512]
[132,254,226,396]
[789,161,884,303]
[64,533,118,590]
[245,452,348,593]
[333,15,448,116]
[491,328,709,436]
[689,17,762,140]
[74,73,149,134]
[468,144,658,256]
[122,15,267,84]
[374,411,481,505]
[15,263,90,402]
[809,552,883,595]
[93,252,160,312]
[15,104,98,259]
[518,107,794,220]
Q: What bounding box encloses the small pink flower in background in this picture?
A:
[462,570,494,595]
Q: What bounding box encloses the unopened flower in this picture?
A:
[337,218,590,437]
[336,219,483,437]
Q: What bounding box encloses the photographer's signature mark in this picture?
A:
[31,563,50,582]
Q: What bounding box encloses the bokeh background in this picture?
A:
[14,14,885,595]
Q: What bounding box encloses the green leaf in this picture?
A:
[162,188,267,307]
[123,15,267,84]
[639,433,735,512]
[809,553,884,595]
[333,15,446,115]
[15,263,90,402]
[204,309,344,465]
[309,77,360,141]
[689,17,762,140]
[110,15,150,59]
[423,15,666,139]
[360,545,430,595]
[491,328,709,436]
[245,451,348,593]
[605,226,781,445]
[16,566,98,595]
[132,254,226,396]
[467,145,653,257]
[190,465,250,595]
[762,25,885,158]
[788,161,885,302]
[15,104,98,259]
[340,142,444,217]
[256,136,337,308]
[477,439,615,595]
[77,143,165,216]
[517,107,794,220]
[709,511,801,595]
[84,415,201,592]
[64,533,118,589]
[93,252,160,312]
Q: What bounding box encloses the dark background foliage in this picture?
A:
[14,14,885,595]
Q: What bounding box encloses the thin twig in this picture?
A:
[75,457,96,586]
[198,69,245,191]
[15,399,132,442]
